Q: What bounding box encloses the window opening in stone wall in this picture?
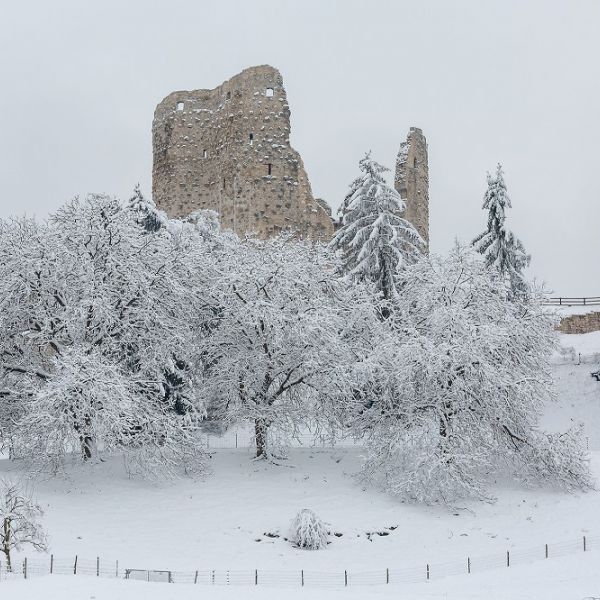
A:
[413,157,417,168]
[203,150,208,159]
[249,133,254,145]
[176,102,184,111]
[265,88,274,97]
[226,91,231,100]
[268,163,272,175]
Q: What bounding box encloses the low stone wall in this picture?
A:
[558,311,600,334]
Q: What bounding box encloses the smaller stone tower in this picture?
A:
[394,127,429,247]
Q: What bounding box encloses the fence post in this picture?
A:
[211,569,215,584]
[168,571,172,583]
[301,569,304,586]
[97,556,100,577]
[116,560,119,578]
[23,557,27,580]
[236,433,238,449]
[344,570,347,586]
[255,569,258,585]
[386,567,389,584]
[194,570,198,584]
[467,557,471,574]
[545,544,548,558]
[50,554,53,574]
[426,564,430,580]
[506,551,510,567]
[583,536,587,552]
[74,555,78,575]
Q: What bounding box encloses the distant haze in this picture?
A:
[0,0,597,295]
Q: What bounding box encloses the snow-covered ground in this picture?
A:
[0,331,598,597]
[1,552,600,600]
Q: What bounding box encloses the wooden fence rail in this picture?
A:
[543,297,600,306]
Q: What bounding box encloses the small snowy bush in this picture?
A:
[289,509,329,550]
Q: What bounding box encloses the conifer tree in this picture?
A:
[330,153,423,305]
[128,184,164,233]
[472,164,530,299]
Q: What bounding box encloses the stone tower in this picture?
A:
[152,65,334,240]
[394,127,429,246]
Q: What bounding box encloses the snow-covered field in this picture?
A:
[0,332,599,597]
[2,552,600,600]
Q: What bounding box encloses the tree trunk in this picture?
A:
[81,436,93,461]
[255,419,268,459]
[2,518,11,572]
[81,416,93,461]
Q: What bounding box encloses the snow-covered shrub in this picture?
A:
[289,509,329,550]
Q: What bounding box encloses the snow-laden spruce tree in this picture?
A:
[127,184,165,233]
[359,244,591,503]
[0,195,214,477]
[472,164,531,299]
[0,480,47,571]
[330,153,423,307]
[199,235,382,460]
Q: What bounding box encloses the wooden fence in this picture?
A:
[543,297,600,307]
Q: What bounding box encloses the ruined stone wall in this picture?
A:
[557,311,600,334]
[152,65,333,240]
[394,127,429,247]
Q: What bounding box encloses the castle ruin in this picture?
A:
[394,127,429,246]
[152,65,334,240]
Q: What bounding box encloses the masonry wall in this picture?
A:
[152,65,333,240]
[557,312,600,334]
[394,127,429,247]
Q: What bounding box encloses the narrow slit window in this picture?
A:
[265,88,274,97]
[249,133,254,145]
[226,91,231,100]
[413,157,417,168]
[267,163,272,175]
[176,102,184,111]
[203,150,208,159]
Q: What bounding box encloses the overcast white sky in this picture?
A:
[0,0,598,295]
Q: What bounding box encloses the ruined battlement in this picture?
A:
[152,65,334,240]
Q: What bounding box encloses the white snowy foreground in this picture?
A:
[0,332,599,597]
[1,553,599,600]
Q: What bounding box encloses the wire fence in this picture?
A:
[0,534,595,588]
[200,427,362,450]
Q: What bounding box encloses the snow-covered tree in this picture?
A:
[330,153,423,307]
[199,235,382,460]
[289,509,329,550]
[127,184,165,233]
[359,245,591,503]
[0,480,47,571]
[472,164,531,299]
[0,195,213,476]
